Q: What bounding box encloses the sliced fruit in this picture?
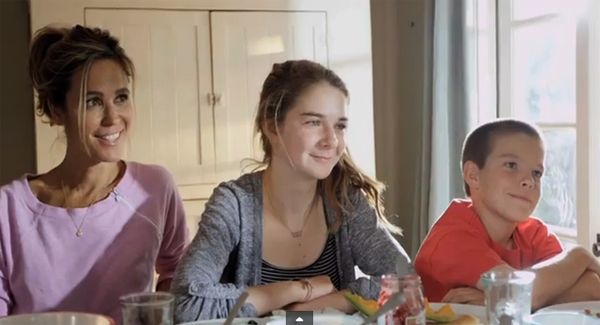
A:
[343,291,379,316]
[424,298,458,322]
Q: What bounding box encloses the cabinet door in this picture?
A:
[210,11,328,181]
[85,10,216,199]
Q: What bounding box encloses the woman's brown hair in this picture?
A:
[255,60,401,234]
[28,24,134,149]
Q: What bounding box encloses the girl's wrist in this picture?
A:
[298,278,313,302]
[290,280,306,302]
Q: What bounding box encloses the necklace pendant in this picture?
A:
[76,229,83,237]
[291,231,302,238]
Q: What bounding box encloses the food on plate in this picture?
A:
[445,314,480,325]
[584,309,600,318]
[425,299,457,322]
[343,291,378,316]
[424,299,480,324]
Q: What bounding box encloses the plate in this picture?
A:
[537,301,600,314]
[178,318,273,325]
[526,311,600,325]
[429,303,486,323]
[266,314,363,325]
[0,312,114,325]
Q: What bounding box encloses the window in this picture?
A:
[494,0,600,249]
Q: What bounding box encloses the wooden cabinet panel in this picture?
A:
[211,11,327,181]
[182,199,207,236]
[85,10,216,199]
[86,10,328,195]
[33,7,332,200]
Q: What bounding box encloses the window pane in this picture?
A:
[534,128,576,229]
[512,0,563,21]
[512,19,576,123]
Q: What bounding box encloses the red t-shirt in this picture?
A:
[414,199,563,302]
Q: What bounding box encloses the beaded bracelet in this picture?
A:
[299,278,313,302]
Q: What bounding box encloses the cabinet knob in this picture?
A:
[207,93,222,106]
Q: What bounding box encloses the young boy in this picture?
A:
[415,119,600,309]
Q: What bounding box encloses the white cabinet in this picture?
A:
[30,0,376,219]
[85,10,216,200]
[44,9,327,200]
[210,11,327,182]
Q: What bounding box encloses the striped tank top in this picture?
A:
[260,235,340,289]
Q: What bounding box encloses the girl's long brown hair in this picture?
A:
[255,60,401,234]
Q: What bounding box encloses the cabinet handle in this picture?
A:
[207,93,222,106]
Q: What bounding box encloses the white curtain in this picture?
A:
[370,0,495,256]
[428,0,496,226]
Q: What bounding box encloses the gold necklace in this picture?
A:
[264,178,318,238]
[60,179,114,238]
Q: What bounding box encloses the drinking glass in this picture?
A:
[481,269,535,325]
[120,292,174,325]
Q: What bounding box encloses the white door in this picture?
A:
[210,11,328,181]
[85,10,216,200]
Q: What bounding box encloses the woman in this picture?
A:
[0,25,188,320]
[171,60,412,321]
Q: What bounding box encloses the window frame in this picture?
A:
[494,0,599,249]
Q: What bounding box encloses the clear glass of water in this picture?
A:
[481,269,535,325]
[120,292,174,325]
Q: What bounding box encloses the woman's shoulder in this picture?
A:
[212,171,263,198]
[341,185,371,215]
[0,176,40,223]
[125,161,172,180]
[116,162,179,200]
[0,175,32,201]
[202,172,263,224]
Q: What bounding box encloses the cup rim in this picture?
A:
[119,292,174,306]
[481,269,535,286]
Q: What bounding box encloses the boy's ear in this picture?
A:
[463,160,480,192]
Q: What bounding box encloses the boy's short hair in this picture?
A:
[461,119,543,196]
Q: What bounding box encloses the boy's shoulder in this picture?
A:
[423,199,489,245]
[515,216,554,239]
[416,199,492,269]
[437,200,552,240]
[434,198,482,228]
[518,215,547,227]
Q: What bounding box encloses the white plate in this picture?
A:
[178,318,273,325]
[537,301,600,314]
[266,314,363,325]
[429,302,486,323]
[527,311,600,325]
[0,312,114,325]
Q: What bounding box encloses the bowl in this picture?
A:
[0,312,114,325]
[525,311,599,325]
